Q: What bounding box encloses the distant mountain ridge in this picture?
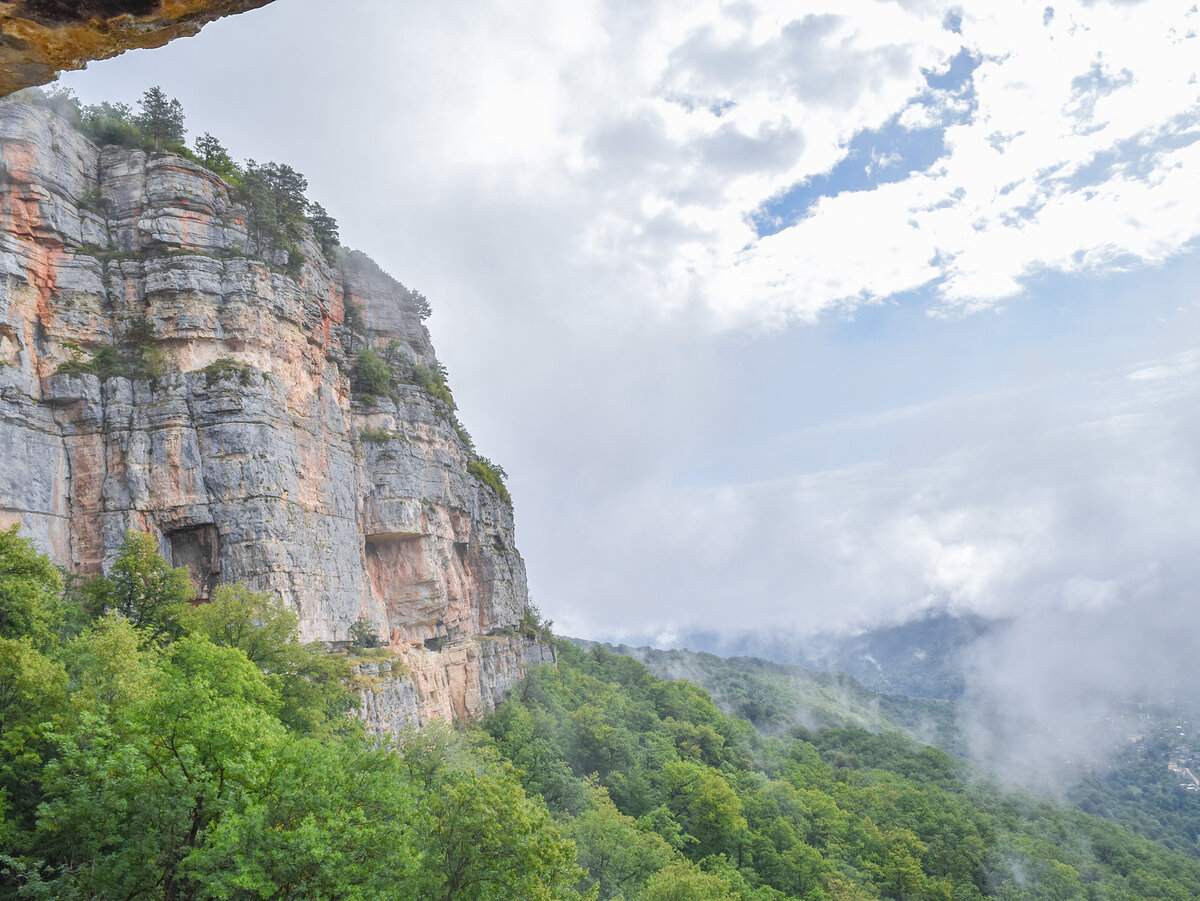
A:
[613,610,1002,700]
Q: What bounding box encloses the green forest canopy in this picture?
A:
[5,526,1200,899]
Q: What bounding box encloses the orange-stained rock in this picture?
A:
[0,1,278,98]
[0,99,542,730]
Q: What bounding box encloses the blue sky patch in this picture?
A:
[751,50,980,238]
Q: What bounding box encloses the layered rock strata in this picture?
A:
[356,637,557,738]
[0,1,278,97]
[0,100,550,726]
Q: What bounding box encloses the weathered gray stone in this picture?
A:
[0,100,542,731]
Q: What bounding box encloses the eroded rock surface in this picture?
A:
[0,100,546,727]
[0,1,277,97]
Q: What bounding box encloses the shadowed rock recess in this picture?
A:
[0,1,278,97]
[0,100,554,731]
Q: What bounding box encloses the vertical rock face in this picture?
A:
[0,100,551,726]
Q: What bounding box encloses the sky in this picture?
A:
[54,0,1200,771]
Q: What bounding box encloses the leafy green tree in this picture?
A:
[183,735,420,900]
[262,162,309,240]
[353,346,392,398]
[657,759,748,860]
[234,159,280,251]
[186,584,356,736]
[33,630,286,900]
[643,860,738,901]
[402,732,590,901]
[234,161,312,274]
[0,526,63,647]
[412,290,432,320]
[82,531,193,639]
[75,99,142,148]
[0,637,67,845]
[570,781,676,899]
[134,86,185,151]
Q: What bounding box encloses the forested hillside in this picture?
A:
[485,642,1200,900]
[604,642,1200,865]
[0,527,582,900]
[603,642,960,753]
[6,527,1200,899]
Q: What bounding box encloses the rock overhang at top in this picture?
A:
[0,0,278,97]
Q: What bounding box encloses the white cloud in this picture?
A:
[466,0,1200,329]
[689,1,1200,326]
[65,0,1198,331]
[564,341,1200,640]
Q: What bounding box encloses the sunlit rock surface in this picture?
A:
[0,100,550,726]
[0,1,277,98]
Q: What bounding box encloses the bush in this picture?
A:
[0,525,65,647]
[53,320,172,385]
[349,618,380,649]
[468,457,512,509]
[201,357,256,388]
[353,347,392,398]
[520,602,553,640]
[412,362,455,410]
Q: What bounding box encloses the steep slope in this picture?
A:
[597,641,961,753]
[0,99,550,727]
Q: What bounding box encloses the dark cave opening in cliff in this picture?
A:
[167,524,221,603]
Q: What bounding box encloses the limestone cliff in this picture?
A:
[0,99,552,726]
[0,1,278,97]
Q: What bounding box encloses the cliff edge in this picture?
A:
[0,100,552,729]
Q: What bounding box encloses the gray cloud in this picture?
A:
[664,14,920,110]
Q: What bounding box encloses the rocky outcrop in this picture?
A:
[356,638,557,739]
[0,1,278,98]
[0,99,545,727]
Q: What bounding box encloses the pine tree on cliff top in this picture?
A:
[134,85,185,151]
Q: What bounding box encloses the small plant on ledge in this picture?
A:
[200,357,256,388]
[468,456,512,509]
[349,617,380,649]
[358,427,392,444]
[519,602,554,641]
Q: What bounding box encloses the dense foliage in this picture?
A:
[482,642,1200,901]
[6,526,1200,899]
[615,644,1200,861]
[0,528,584,900]
[1067,731,1200,858]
